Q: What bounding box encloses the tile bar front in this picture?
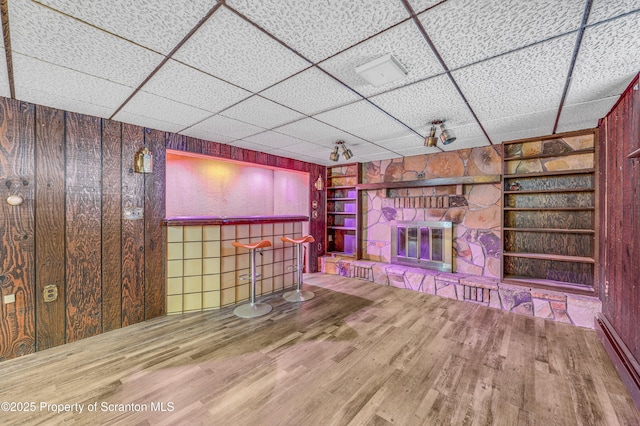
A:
[163,216,308,314]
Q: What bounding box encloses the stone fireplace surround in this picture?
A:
[319,145,601,329]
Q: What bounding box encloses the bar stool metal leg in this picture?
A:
[233,241,273,318]
[282,237,315,302]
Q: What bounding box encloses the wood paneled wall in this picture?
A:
[598,73,640,363]
[0,98,166,360]
[165,134,326,272]
[0,96,325,361]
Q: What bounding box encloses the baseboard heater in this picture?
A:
[595,313,640,410]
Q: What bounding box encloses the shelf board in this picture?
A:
[503,252,595,263]
[328,174,357,179]
[328,226,357,231]
[504,188,594,194]
[327,197,357,201]
[328,185,357,189]
[504,148,594,162]
[504,168,594,179]
[628,147,640,159]
[503,207,594,211]
[503,227,595,234]
[327,212,356,215]
[356,174,501,190]
[502,276,595,294]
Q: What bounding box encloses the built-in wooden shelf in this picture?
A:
[505,168,594,179]
[504,148,594,161]
[328,174,358,178]
[503,188,594,195]
[327,226,357,231]
[356,174,501,190]
[503,227,595,234]
[503,252,595,264]
[327,197,357,201]
[501,129,598,294]
[327,212,356,215]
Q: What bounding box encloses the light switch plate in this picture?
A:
[4,294,16,304]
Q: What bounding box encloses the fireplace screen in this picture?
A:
[391,221,453,272]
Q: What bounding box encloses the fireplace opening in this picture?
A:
[391,221,453,272]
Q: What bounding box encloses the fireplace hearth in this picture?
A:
[391,221,453,272]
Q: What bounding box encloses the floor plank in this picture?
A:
[0,273,638,425]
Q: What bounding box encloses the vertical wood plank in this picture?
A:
[0,99,35,360]
[35,105,65,350]
[65,112,102,342]
[144,128,166,319]
[166,133,186,151]
[308,164,326,272]
[121,124,145,326]
[101,119,122,332]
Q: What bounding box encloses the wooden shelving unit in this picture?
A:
[326,163,360,258]
[501,129,598,294]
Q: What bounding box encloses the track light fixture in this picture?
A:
[424,120,456,147]
[329,145,340,162]
[330,141,353,161]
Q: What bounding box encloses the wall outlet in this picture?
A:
[3,294,16,304]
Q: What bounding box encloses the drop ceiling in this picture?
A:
[3,0,639,165]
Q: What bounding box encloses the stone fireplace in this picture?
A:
[391,221,453,272]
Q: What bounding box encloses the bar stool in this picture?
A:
[281,235,315,302]
[232,239,272,318]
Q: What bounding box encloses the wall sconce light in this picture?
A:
[424,120,456,147]
[330,141,354,162]
[134,146,153,173]
[314,175,324,190]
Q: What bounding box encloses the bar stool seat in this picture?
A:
[281,235,315,302]
[232,239,272,318]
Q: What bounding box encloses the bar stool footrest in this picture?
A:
[233,302,272,318]
[282,289,315,302]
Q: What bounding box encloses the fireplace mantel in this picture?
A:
[355,174,501,191]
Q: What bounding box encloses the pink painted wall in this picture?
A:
[166,152,309,218]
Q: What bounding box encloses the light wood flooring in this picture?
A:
[1,273,639,425]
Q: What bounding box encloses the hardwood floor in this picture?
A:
[1,273,638,425]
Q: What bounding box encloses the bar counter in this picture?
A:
[164,215,309,314]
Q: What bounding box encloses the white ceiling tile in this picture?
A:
[319,20,444,97]
[0,48,12,98]
[183,114,266,141]
[277,141,327,155]
[370,75,474,130]
[588,1,640,24]
[229,139,277,153]
[243,130,310,149]
[261,67,361,115]
[143,60,251,113]
[358,151,403,162]
[9,0,163,87]
[452,34,577,121]
[419,0,585,69]
[377,134,426,152]
[274,118,367,148]
[314,100,416,142]
[439,137,493,152]
[406,0,444,14]
[556,97,617,133]
[116,91,212,130]
[173,7,309,92]
[226,0,409,63]
[483,109,558,144]
[113,111,183,133]
[221,96,305,129]
[33,0,215,54]
[180,128,236,145]
[566,14,640,105]
[13,53,131,117]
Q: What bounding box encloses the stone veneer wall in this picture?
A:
[360,146,503,278]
